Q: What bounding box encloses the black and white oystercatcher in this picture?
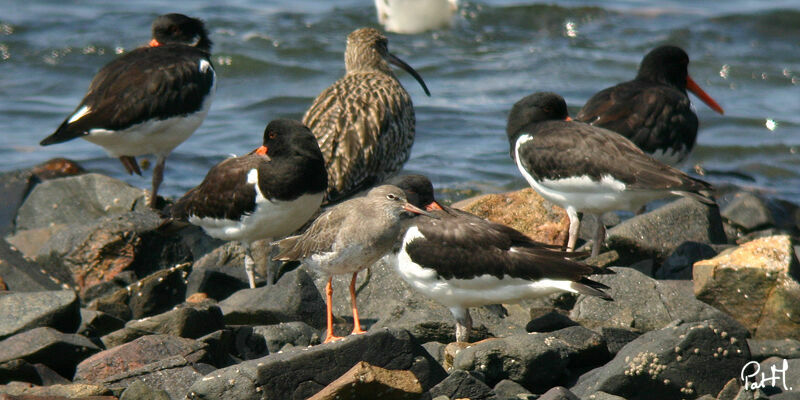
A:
[273,185,432,343]
[386,174,612,342]
[171,119,327,288]
[302,27,430,204]
[507,92,715,257]
[577,45,724,165]
[40,13,216,208]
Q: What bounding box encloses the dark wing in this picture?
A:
[407,215,608,282]
[170,155,260,221]
[272,204,350,261]
[302,72,414,203]
[41,45,215,145]
[518,120,711,194]
[441,206,565,251]
[576,81,698,158]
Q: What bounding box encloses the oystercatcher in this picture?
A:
[273,185,432,343]
[387,174,612,342]
[507,92,714,257]
[40,13,216,208]
[171,119,327,288]
[375,0,459,34]
[302,27,430,204]
[577,45,724,165]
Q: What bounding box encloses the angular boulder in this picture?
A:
[0,327,100,379]
[0,290,80,340]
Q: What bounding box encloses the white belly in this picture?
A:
[375,0,457,34]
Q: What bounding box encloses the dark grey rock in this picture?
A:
[600,327,640,356]
[186,328,447,399]
[77,308,126,339]
[196,328,254,367]
[731,386,770,400]
[101,303,224,349]
[251,321,320,354]
[538,386,579,400]
[428,370,495,400]
[493,379,534,400]
[453,326,609,390]
[656,241,718,280]
[0,169,36,236]
[0,326,100,379]
[120,379,171,400]
[15,173,148,231]
[749,357,800,397]
[586,392,627,400]
[570,267,746,335]
[0,359,70,385]
[422,341,446,366]
[571,319,750,399]
[219,267,326,328]
[721,192,774,232]
[106,362,216,400]
[0,290,80,340]
[747,339,800,362]
[525,309,578,333]
[603,198,726,262]
[186,242,250,301]
[0,240,63,292]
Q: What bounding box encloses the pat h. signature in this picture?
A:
[741,359,792,391]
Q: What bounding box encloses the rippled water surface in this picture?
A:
[2,0,799,203]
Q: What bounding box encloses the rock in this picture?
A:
[571,319,750,399]
[87,262,193,321]
[0,382,111,398]
[694,235,800,340]
[0,359,69,385]
[33,210,192,294]
[422,341,445,366]
[15,173,148,231]
[251,322,320,354]
[77,309,125,339]
[219,267,326,328]
[585,392,627,400]
[185,242,250,301]
[655,241,719,280]
[428,370,495,400]
[746,357,800,397]
[452,326,609,390]
[0,290,80,340]
[525,309,578,333]
[714,378,741,400]
[538,386,579,400]
[602,198,726,262]
[0,240,63,292]
[721,192,774,233]
[186,328,447,399]
[120,379,171,400]
[101,303,224,349]
[493,379,534,400]
[600,327,640,356]
[570,267,745,334]
[452,188,569,247]
[308,361,423,400]
[75,334,209,383]
[747,339,800,361]
[0,327,100,379]
[106,362,216,399]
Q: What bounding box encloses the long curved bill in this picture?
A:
[686,75,724,115]
[387,53,431,97]
[403,202,439,219]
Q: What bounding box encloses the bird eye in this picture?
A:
[268,132,277,139]
[386,194,397,200]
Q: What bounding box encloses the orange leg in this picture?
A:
[349,271,367,335]
[323,277,344,344]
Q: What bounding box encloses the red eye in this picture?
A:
[268,132,277,139]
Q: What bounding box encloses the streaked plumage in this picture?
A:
[387,174,611,342]
[40,14,215,208]
[171,119,327,288]
[274,184,431,343]
[507,92,715,257]
[303,27,430,204]
[577,45,724,165]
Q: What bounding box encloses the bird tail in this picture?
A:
[571,277,613,301]
[40,119,85,146]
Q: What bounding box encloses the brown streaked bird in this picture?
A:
[507,92,715,257]
[273,184,432,344]
[302,27,430,204]
[577,45,724,166]
[387,174,612,342]
[40,14,216,208]
[170,119,327,288]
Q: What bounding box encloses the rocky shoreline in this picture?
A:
[1,159,799,400]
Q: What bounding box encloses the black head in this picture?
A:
[151,13,212,52]
[385,174,436,209]
[259,119,323,159]
[636,45,690,88]
[506,92,570,140]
